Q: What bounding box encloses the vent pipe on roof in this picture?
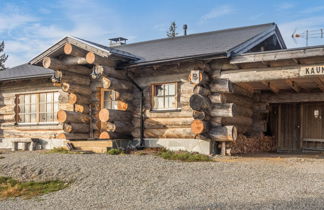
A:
[183,24,188,36]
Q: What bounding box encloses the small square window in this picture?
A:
[152,82,178,110]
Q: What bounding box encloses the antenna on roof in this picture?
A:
[292,28,324,47]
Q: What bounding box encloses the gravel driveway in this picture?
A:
[0,151,323,210]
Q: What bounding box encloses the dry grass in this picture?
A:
[0,177,69,200]
[157,149,212,162]
[45,147,83,154]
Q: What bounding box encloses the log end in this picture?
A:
[117,101,128,111]
[57,110,67,123]
[86,51,95,64]
[63,123,73,133]
[68,93,77,104]
[191,119,207,135]
[99,131,110,139]
[42,57,51,69]
[98,108,109,122]
[232,126,238,141]
[63,43,73,55]
[61,83,69,92]
[57,133,67,139]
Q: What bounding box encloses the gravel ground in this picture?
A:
[0,151,323,210]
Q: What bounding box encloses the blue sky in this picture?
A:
[2,0,324,67]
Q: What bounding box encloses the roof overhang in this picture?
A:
[228,24,287,56]
[230,46,324,64]
[29,36,139,65]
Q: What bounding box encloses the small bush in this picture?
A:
[0,176,69,200]
[46,147,83,154]
[158,150,212,162]
[107,148,124,155]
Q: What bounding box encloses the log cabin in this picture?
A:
[1,22,323,155]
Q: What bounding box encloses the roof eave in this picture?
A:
[0,73,53,82]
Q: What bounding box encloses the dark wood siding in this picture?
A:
[277,103,300,152]
[302,103,324,151]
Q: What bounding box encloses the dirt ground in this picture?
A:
[0,150,323,210]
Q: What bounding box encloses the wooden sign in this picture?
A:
[189,70,201,84]
[300,65,324,76]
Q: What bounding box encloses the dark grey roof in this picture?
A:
[114,23,285,64]
[0,64,53,81]
[71,36,139,60]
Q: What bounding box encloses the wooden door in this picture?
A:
[302,103,324,151]
[277,103,301,152]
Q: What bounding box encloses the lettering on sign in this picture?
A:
[300,65,324,76]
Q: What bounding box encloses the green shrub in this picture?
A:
[0,176,69,200]
[107,148,124,155]
[158,150,212,162]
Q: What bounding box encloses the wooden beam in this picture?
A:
[235,83,254,94]
[261,92,324,103]
[286,79,300,92]
[262,81,279,93]
[220,66,301,82]
[314,78,324,91]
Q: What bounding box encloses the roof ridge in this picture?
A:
[114,22,275,48]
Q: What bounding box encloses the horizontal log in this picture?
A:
[98,108,132,122]
[42,57,92,76]
[101,121,132,133]
[99,131,130,139]
[189,94,211,111]
[144,128,195,138]
[211,116,253,127]
[192,110,210,120]
[260,92,324,103]
[210,79,253,97]
[59,103,74,111]
[68,93,91,105]
[62,83,91,96]
[63,123,90,133]
[64,43,88,57]
[100,76,133,90]
[60,55,88,65]
[193,85,210,96]
[0,114,15,122]
[101,65,128,80]
[144,117,193,129]
[191,119,209,135]
[57,110,90,123]
[53,71,90,86]
[209,93,253,108]
[114,90,134,102]
[58,91,69,103]
[0,104,15,115]
[210,103,253,118]
[143,110,192,118]
[209,126,237,142]
[57,133,89,140]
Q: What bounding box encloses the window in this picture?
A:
[152,82,178,110]
[16,92,59,124]
[101,89,119,110]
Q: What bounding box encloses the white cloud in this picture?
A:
[302,6,324,14]
[1,0,135,67]
[201,5,234,21]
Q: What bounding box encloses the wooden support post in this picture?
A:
[221,142,226,156]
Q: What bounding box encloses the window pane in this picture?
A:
[19,95,24,105]
[18,114,24,122]
[166,96,176,109]
[47,93,53,103]
[31,94,37,104]
[24,95,30,104]
[153,97,164,109]
[25,104,30,114]
[47,113,53,122]
[30,113,36,122]
[168,84,176,95]
[40,113,46,122]
[155,85,164,96]
[54,103,59,115]
[25,114,30,122]
[31,104,36,113]
[111,101,118,109]
[54,92,59,102]
[19,104,25,113]
[40,93,46,103]
[47,103,53,114]
[40,103,46,113]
